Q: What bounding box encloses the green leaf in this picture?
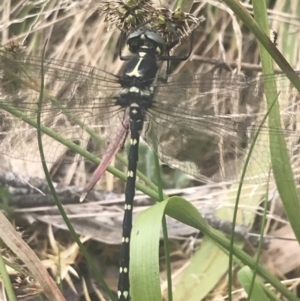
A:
[130,201,165,301]
[252,0,300,243]
[173,237,229,301]
[130,197,299,301]
[238,267,270,301]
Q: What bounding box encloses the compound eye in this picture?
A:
[127,37,141,53]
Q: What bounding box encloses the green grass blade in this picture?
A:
[130,201,164,301]
[131,195,299,301]
[222,0,300,92]
[0,249,17,301]
[227,87,280,299]
[153,152,173,301]
[165,197,299,301]
[247,176,269,301]
[238,267,270,301]
[173,237,230,301]
[35,45,115,301]
[239,265,283,301]
[251,0,300,242]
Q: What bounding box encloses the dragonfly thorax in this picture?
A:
[117,29,162,112]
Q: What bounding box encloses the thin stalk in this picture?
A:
[154,153,173,301]
[247,175,269,301]
[35,45,116,301]
[0,249,17,301]
[228,96,278,300]
[252,0,300,243]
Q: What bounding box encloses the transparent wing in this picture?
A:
[1,51,300,184]
[0,51,126,165]
[144,71,300,184]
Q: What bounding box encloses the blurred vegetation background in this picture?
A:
[1,0,300,300]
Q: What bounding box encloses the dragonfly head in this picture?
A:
[127,28,166,57]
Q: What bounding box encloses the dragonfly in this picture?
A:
[1,22,300,301]
[0,22,204,300]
